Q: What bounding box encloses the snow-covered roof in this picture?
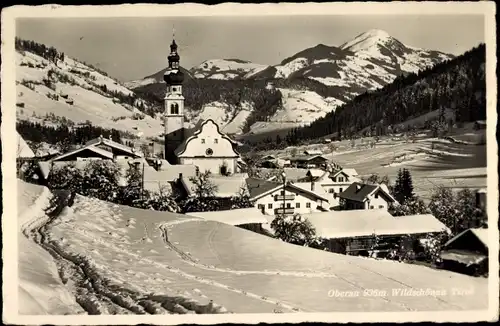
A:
[444,228,489,249]
[17,133,35,158]
[186,207,268,226]
[292,182,330,202]
[304,210,449,239]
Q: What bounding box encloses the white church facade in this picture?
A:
[162,38,242,176]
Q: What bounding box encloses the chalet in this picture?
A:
[246,177,330,216]
[187,207,270,234]
[439,228,488,276]
[304,210,449,256]
[38,135,142,180]
[289,155,329,169]
[339,182,397,210]
[258,157,289,169]
[297,168,361,210]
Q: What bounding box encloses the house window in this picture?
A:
[378,205,384,209]
[286,203,292,208]
[201,139,206,144]
[306,203,311,208]
[296,203,300,208]
[334,193,338,199]
[328,189,334,193]
[370,205,374,209]
[338,177,344,182]
[258,204,264,210]
[268,203,272,209]
[339,188,343,193]
[375,193,379,199]
[214,139,218,144]
[280,190,285,195]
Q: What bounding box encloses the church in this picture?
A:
[162,38,243,176]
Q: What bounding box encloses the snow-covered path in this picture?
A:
[18,180,489,314]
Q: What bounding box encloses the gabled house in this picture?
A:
[38,135,142,180]
[339,182,397,210]
[289,155,329,169]
[439,228,488,276]
[304,210,449,255]
[246,177,330,216]
[297,168,361,210]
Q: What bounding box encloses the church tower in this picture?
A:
[163,35,185,164]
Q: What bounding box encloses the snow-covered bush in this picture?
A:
[270,213,317,246]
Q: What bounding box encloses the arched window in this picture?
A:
[170,103,179,115]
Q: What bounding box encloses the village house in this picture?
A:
[289,154,329,169]
[298,168,361,210]
[339,182,397,210]
[303,210,449,256]
[246,177,330,216]
[38,135,143,180]
[438,228,488,276]
[161,38,244,176]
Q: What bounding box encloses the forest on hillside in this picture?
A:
[133,76,349,133]
[281,43,486,146]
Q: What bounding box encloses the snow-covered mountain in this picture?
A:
[190,59,270,80]
[16,50,163,139]
[128,29,454,134]
[124,66,195,89]
[251,29,453,94]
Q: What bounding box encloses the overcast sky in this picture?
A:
[16,15,485,82]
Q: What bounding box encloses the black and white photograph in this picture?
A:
[2,2,498,324]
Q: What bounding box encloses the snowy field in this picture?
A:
[262,131,487,202]
[17,180,488,314]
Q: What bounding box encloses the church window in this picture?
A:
[205,148,213,156]
[201,139,206,144]
[170,103,179,115]
[214,138,218,144]
[172,87,177,92]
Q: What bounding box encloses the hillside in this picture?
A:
[19,180,488,314]
[15,38,164,140]
[272,43,486,148]
[131,29,453,135]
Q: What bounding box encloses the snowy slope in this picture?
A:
[184,100,253,135]
[340,29,453,74]
[17,180,84,315]
[269,88,344,124]
[252,29,453,98]
[40,192,488,314]
[191,59,270,80]
[16,51,163,138]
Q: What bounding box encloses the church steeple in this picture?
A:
[163,31,185,164]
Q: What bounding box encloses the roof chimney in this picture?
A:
[179,173,183,179]
[356,183,362,192]
[108,134,112,141]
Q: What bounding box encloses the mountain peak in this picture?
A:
[340,29,393,52]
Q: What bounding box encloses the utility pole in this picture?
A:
[282,171,287,216]
[141,162,145,200]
